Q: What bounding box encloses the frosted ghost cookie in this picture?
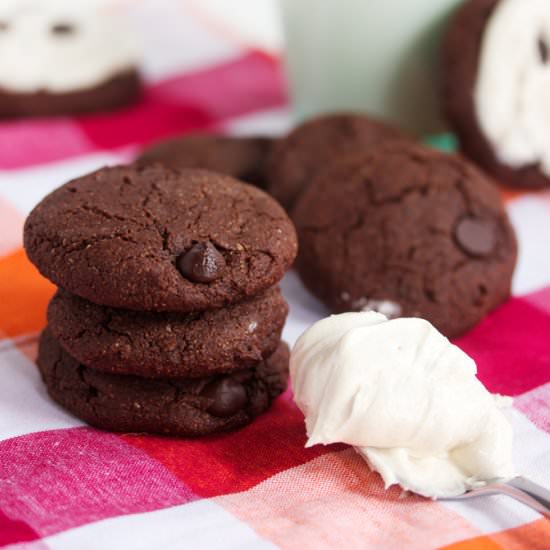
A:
[292,141,517,338]
[0,0,140,118]
[443,0,550,188]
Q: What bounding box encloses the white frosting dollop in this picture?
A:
[474,0,550,176]
[0,0,139,93]
[290,312,515,498]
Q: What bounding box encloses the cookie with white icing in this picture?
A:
[0,0,140,117]
[443,0,550,188]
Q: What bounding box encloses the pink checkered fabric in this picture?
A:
[0,4,549,549]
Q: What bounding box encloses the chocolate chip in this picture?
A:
[202,378,248,417]
[51,23,76,36]
[454,217,496,257]
[538,37,549,64]
[176,242,226,283]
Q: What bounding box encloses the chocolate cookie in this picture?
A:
[0,70,140,119]
[442,0,550,188]
[37,328,289,437]
[137,135,274,188]
[266,113,406,210]
[292,141,517,337]
[0,2,141,118]
[47,286,288,378]
[24,164,297,312]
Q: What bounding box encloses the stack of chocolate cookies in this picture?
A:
[24,164,298,437]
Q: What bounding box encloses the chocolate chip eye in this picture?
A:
[0,21,9,32]
[51,22,76,36]
[538,36,549,64]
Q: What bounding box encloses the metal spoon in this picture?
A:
[443,477,550,517]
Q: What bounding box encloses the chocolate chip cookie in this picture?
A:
[292,141,517,337]
[24,164,297,312]
[266,113,406,210]
[137,134,274,188]
[47,286,288,378]
[38,328,289,437]
[442,0,550,188]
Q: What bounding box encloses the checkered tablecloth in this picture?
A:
[1,2,549,548]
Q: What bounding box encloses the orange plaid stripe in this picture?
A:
[440,518,550,550]
[0,248,55,338]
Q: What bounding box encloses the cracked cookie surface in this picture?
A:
[136,134,275,189]
[24,164,297,312]
[37,328,289,437]
[292,141,517,337]
[48,286,288,378]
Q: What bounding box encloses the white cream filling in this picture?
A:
[290,312,515,498]
[474,0,550,176]
[0,0,139,93]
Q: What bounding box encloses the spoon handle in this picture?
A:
[504,477,550,517]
